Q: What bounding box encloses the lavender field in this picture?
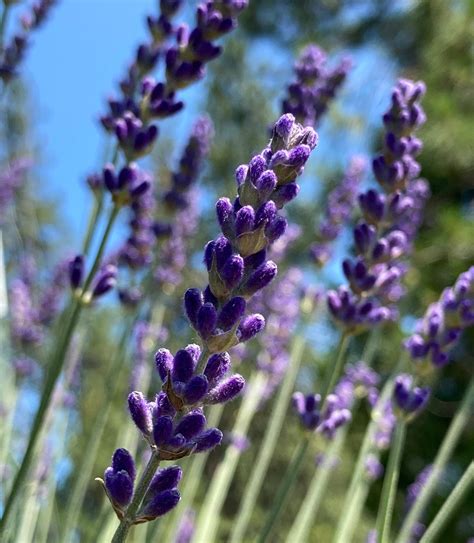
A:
[0,1,473,542]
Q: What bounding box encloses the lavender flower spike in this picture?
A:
[327,79,428,334]
[405,266,474,369]
[311,156,366,266]
[282,44,351,127]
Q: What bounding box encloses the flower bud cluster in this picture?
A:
[405,266,474,368]
[153,117,214,288]
[282,44,351,127]
[128,391,223,460]
[0,0,57,82]
[101,0,247,155]
[310,156,366,266]
[9,257,68,346]
[101,448,181,523]
[155,345,245,410]
[292,362,379,439]
[393,373,430,419]
[68,255,117,301]
[328,79,429,334]
[184,114,317,354]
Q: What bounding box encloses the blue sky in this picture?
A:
[11,1,397,251]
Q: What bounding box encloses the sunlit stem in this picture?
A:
[396,377,474,543]
[420,461,474,543]
[0,205,120,535]
[375,418,407,543]
[229,336,306,543]
[192,371,268,543]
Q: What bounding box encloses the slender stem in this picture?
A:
[0,206,120,535]
[111,451,161,543]
[420,461,474,543]
[333,354,408,543]
[257,437,310,543]
[376,419,407,543]
[320,333,351,410]
[0,299,82,535]
[396,377,474,543]
[229,336,306,543]
[192,371,268,543]
[61,318,133,540]
[287,419,351,542]
[81,204,120,294]
[82,194,104,255]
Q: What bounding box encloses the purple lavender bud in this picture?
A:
[193,428,223,452]
[185,344,201,364]
[111,448,136,481]
[213,235,232,271]
[183,375,209,404]
[393,374,430,415]
[358,190,385,224]
[141,489,180,518]
[197,302,218,339]
[216,197,234,236]
[255,170,278,197]
[238,314,265,342]
[235,206,256,236]
[217,297,246,331]
[148,466,182,499]
[365,454,384,481]
[155,348,174,382]
[153,415,174,446]
[206,374,245,404]
[103,164,117,192]
[204,352,231,387]
[104,466,134,508]
[69,255,84,289]
[220,255,244,290]
[244,261,278,295]
[92,264,117,298]
[235,164,248,186]
[272,182,300,208]
[265,216,287,242]
[128,392,153,436]
[175,410,207,439]
[171,349,196,383]
[184,288,203,327]
[255,201,277,227]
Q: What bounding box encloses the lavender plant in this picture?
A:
[0,4,472,543]
[103,113,317,541]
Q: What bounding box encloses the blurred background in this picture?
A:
[1,0,473,541]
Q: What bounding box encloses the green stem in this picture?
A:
[320,333,351,410]
[81,204,120,294]
[332,354,408,543]
[157,404,225,542]
[0,206,120,536]
[257,437,310,543]
[82,194,104,255]
[61,318,133,540]
[192,371,268,543]
[396,377,474,543]
[229,336,306,543]
[0,299,82,536]
[376,419,407,543]
[111,451,161,543]
[287,420,350,542]
[420,461,474,543]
